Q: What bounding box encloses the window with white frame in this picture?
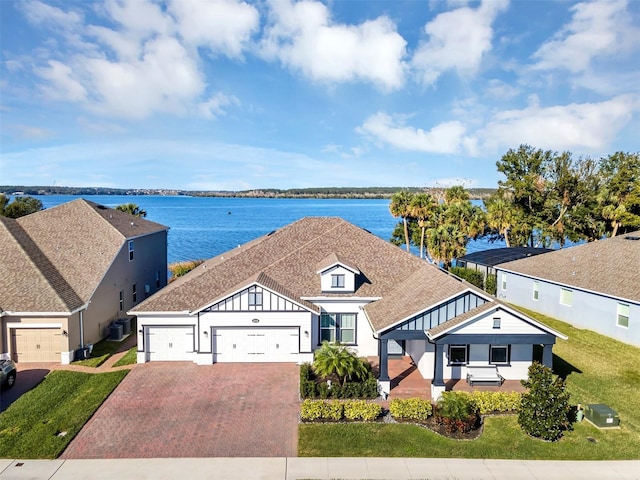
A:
[490,345,510,364]
[560,288,573,306]
[617,303,630,328]
[128,240,134,261]
[501,273,507,291]
[132,284,137,303]
[320,313,356,344]
[448,345,468,365]
[533,281,539,301]
[119,291,124,311]
[493,317,501,329]
[331,274,345,288]
[248,290,263,307]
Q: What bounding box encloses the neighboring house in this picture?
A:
[496,231,640,347]
[0,199,168,364]
[131,217,565,398]
[457,247,553,278]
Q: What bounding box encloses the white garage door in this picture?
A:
[146,326,194,361]
[213,328,299,362]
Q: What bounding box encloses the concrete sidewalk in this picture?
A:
[1,458,638,479]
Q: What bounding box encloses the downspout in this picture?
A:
[79,308,85,349]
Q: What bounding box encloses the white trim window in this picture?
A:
[132,284,137,303]
[501,273,507,291]
[320,313,356,344]
[617,303,630,328]
[248,290,263,307]
[533,281,539,301]
[560,288,573,306]
[128,240,135,261]
[119,291,124,311]
[331,274,345,288]
[490,345,510,365]
[448,345,468,365]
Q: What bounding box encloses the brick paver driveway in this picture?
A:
[61,362,299,458]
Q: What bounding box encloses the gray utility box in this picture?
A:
[585,404,620,428]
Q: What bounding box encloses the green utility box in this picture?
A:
[584,404,620,428]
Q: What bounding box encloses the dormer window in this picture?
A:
[331,274,345,288]
[317,253,360,294]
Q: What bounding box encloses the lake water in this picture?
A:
[34,195,507,264]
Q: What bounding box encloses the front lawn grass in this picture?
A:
[0,370,128,458]
[299,311,640,459]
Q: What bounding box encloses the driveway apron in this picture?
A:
[61,363,299,458]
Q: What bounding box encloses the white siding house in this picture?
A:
[131,217,566,399]
[496,231,640,347]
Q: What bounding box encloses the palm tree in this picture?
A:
[409,193,437,260]
[485,191,515,247]
[115,203,147,218]
[313,341,368,386]
[389,190,414,252]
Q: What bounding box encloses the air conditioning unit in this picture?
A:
[109,323,123,341]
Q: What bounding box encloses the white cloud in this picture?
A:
[485,79,520,100]
[532,0,638,73]
[411,0,509,86]
[259,0,407,90]
[169,0,259,58]
[477,94,640,152]
[199,92,240,119]
[35,60,88,102]
[358,112,468,154]
[20,0,83,30]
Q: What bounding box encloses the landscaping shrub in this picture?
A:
[389,398,433,421]
[301,354,379,399]
[436,392,479,434]
[318,382,330,399]
[300,363,317,398]
[449,266,484,289]
[518,362,571,441]
[485,274,497,295]
[300,400,344,421]
[343,400,382,422]
[361,378,379,398]
[313,341,369,386]
[459,391,521,415]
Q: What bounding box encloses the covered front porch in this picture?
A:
[369,356,527,400]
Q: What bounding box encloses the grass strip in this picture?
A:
[0,370,128,458]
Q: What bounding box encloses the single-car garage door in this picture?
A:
[146,326,194,361]
[11,328,61,362]
[213,327,299,362]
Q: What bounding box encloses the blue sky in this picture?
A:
[1,0,639,190]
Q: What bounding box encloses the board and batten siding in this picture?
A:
[498,270,640,347]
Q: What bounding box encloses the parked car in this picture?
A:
[1,354,17,389]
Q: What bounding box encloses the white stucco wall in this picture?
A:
[406,339,434,379]
[498,270,640,347]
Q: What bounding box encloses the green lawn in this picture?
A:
[299,310,640,459]
[0,370,128,459]
[112,347,137,367]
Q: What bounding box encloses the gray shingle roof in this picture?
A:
[498,231,640,303]
[0,199,167,313]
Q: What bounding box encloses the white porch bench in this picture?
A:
[466,365,504,386]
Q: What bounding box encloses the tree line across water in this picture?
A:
[389,145,640,268]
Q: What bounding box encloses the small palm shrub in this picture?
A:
[436,392,479,434]
[518,362,571,441]
[313,341,369,386]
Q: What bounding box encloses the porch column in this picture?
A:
[542,344,553,370]
[378,338,390,381]
[431,343,446,400]
[377,338,391,399]
[433,343,445,386]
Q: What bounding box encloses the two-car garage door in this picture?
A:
[213,328,300,363]
[145,326,300,363]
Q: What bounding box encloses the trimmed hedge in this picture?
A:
[300,399,382,422]
[389,398,433,421]
[456,391,522,415]
[485,274,497,295]
[449,266,484,289]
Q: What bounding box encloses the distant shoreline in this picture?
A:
[1,185,496,200]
